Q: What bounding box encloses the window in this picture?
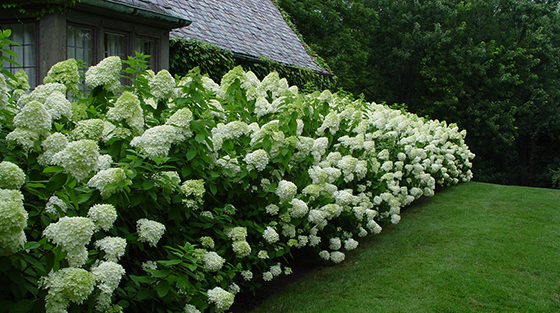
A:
[104,32,127,59]
[67,25,94,68]
[1,23,37,88]
[135,37,156,69]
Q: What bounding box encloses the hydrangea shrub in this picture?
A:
[0,55,474,312]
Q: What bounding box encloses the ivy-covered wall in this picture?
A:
[169,38,336,92]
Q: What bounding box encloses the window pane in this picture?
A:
[1,23,37,88]
[135,37,156,69]
[67,25,93,67]
[104,32,126,59]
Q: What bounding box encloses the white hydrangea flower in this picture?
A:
[330,251,345,263]
[265,204,279,215]
[0,161,25,190]
[91,261,126,311]
[142,260,158,271]
[329,237,342,250]
[318,89,334,106]
[87,204,117,232]
[0,75,8,109]
[72,119,104,141]
[106,91,144,134]
[258,250,269,259]
[207,286,235,312]
[166,107,193,137]
[309,234,321,247]
[262,226,279,244]
[43,90,72,121]
[319,250,330,260]
[227,227,247,242]
[297,235,308,248]
[241,270,253,281]
[202,76,220,94]
[199,236,215,249]
[136,218,166,247]
[255,96,276,118]
[270,263,282,277]
[102,120,132,142]
[41,267,95,313]
[0,189,27,255]
[0,229,26,256]
[149,69,176,100]
[45,195,67,216]
[95,154,113,172]
[262,271,273,281]
[276,180,297,201]
[232,240,251,257]
[391,214,402,224]
[358,227,368,237]
[130,125,184,158]
[85,56,122,92]
[311,137,329,162]
[308,209,326,226]
[6,127,42,151]
[216,155,241,175]
[228,283,241,295]
[95,236,126,262]
[39,132,68,166]
[180,179,205,199]
[88,168,130,199]
[43,216,95,267]
[244,149,269,171]
[282,224,296,238]
[288,198,308,219]
[184,304,202,313]
[367,219,383,234]
[344,238,359,250]
[203,251,225,272]
[44,58,79,94]
[17,82,66,107]
[152,171,181,188]
[321,204,343,220]
[52,139,100,181]
[13,100,52,132]
[201,211,213,219]
[334,190,354,206]
[317,111,341,135]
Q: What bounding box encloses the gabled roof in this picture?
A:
[148,0,329,75]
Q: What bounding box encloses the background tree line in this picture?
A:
[278,0,560,187]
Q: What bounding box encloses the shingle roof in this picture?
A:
[148,0,328,74]
[111,0,173,15]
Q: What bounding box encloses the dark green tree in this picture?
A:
[280,0,560,186]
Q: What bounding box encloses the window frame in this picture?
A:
[1,21,39,88]
[67,23,96,68]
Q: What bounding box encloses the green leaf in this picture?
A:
[209,183,217,195]
[43,166,64,173]
[25,182,46,189]
[156,279,170,298]
[157,259,182,266]
[150,269,171,278]
[143,180,154,190]
[130,275,156,284]
[186,149,197,161]
[195,133,206,143]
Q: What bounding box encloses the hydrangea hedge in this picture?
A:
[0,55,474,313]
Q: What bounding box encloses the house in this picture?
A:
[0,0,329,89]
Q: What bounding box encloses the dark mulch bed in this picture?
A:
[229,249,324,313]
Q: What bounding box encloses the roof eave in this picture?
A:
[78,0,191,29]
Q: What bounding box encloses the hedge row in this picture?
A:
[0,55,474,312]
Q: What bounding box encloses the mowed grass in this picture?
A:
[247,182,560,313]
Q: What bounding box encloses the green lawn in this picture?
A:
[245,182,560,313]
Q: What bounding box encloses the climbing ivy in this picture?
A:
[169,38,335,93]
